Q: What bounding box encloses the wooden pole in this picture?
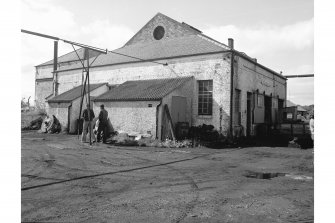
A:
[86,49,92,145]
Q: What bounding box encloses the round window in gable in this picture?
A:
[153,26,165,40]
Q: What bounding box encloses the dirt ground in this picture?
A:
[21,131,314,223]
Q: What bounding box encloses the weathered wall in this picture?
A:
[56,53,232,135]
[35,60,86,107]
[46,102,70,131]
[233,56,286,136]
[93,101,160,137]
[35,81,53,108]
[125,13,198,46]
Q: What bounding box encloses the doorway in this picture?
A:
[171,96,187,125]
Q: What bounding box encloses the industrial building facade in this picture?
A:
[35,13,287,139]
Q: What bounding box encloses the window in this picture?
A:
[153,26,165,40]
[198,80,213,115]
[234,89,241,125]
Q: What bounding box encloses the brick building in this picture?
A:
[36,13,287,138]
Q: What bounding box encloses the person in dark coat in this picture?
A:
[97,104,108,143]
[81,103,95,143]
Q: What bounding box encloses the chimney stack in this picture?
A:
[228,38,234,49]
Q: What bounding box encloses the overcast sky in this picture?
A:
[21,0,314,105]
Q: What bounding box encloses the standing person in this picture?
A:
[97,104,108,143]
[309,114,314,141]
[81,103,95,143]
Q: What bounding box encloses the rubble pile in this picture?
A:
[22,117,44,130]
[38,115,61,134]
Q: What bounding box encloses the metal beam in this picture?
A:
[21,29,59,41]
[21,29,107,54]
[284,74,314,78]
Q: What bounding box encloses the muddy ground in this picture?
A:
[21,131,314,223]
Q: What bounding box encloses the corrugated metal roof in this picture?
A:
[48,83,107,103]
[56,35,227,72]
[94,76,193,102]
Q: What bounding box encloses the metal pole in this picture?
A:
[86,49,92,145]
[284,74,314,78]
[53,41,58,96]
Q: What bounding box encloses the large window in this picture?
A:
[198,80,213,115]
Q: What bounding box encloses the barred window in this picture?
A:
[198,80,213,115]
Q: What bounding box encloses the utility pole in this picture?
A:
[53,41,58,96]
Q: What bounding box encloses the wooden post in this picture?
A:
[86,49,92,145]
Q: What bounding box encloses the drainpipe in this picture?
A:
[156,100,162,140]
[229,38,234,138]
[67,103,72,133]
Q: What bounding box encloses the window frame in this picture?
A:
[198,80,213,116]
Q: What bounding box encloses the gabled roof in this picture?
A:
[36,12,285,80]
[94,76,193,102]
[47,83,107,103]
[57,35,228,72]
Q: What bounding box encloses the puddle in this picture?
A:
[244,171,286,179]
[285,174,313,181]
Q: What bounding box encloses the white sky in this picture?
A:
[21,0,314,105]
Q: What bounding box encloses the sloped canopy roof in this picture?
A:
[94,76,193,102]
[48,83,107,103]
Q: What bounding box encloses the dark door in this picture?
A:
[247,92,252,137]
[171,96,187,125]
[264,96,272,124]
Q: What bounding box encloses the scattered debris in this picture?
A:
[288,137,301,148]
[22,116,44,130]
[38,115,61,134]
